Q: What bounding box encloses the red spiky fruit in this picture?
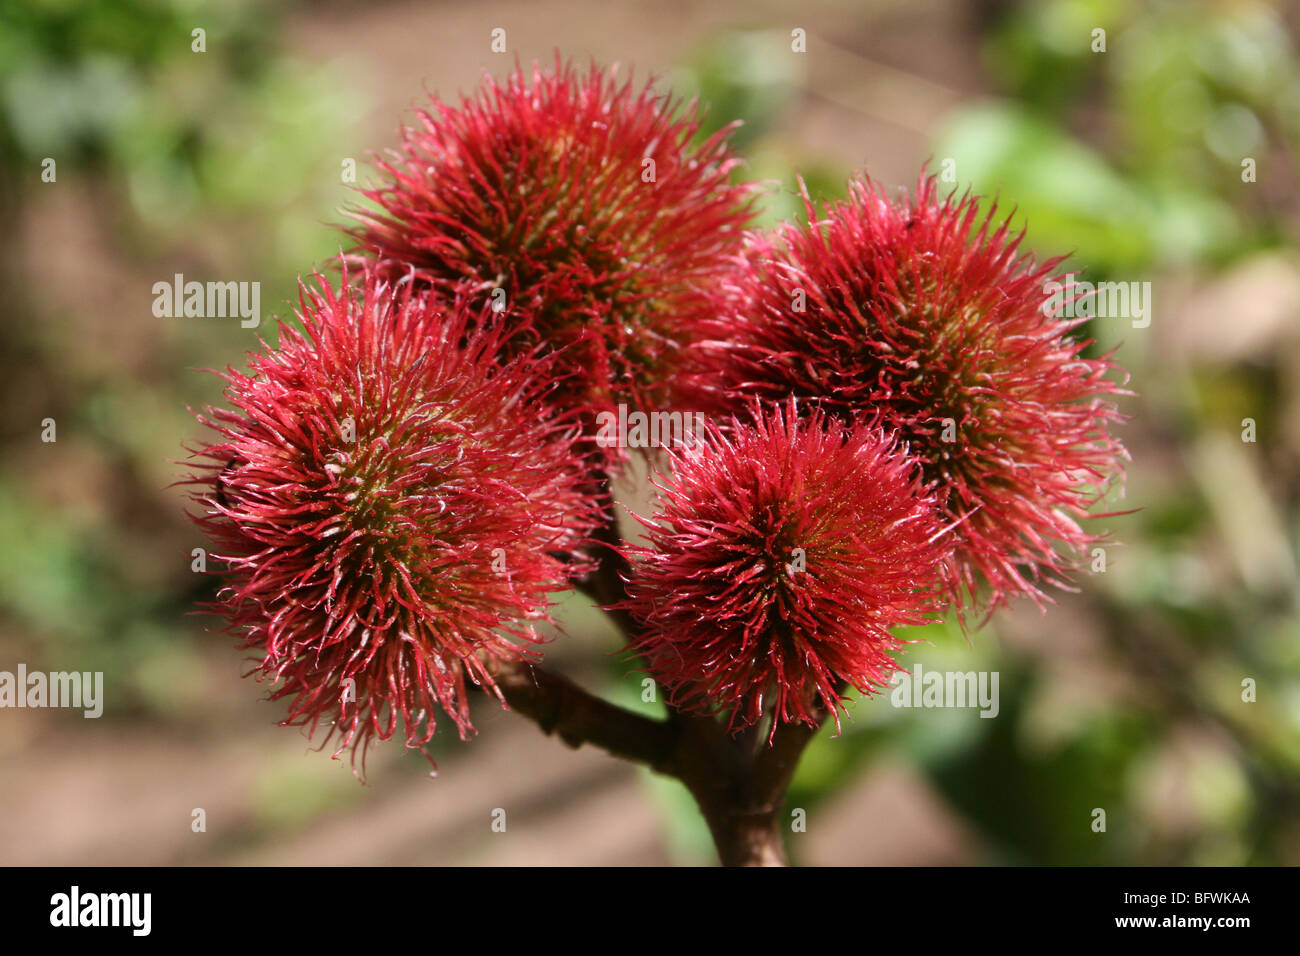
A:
[619,402,950,735]
[186,263,597,771]
[348,58,757,433]
[692,173,1128,618]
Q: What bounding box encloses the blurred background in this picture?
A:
[1,0,1298,865]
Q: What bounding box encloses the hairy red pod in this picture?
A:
[619,402,951,735]
[348,58,758,435]
[185,263,598,772]
[692,173,1130,617]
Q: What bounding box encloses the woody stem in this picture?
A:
[492,658,822,866]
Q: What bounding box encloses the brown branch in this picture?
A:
[490,658,676,771]
[675,707,827,866]
[571,510,637,635]
[489,658,826,866]
[753,716,824,806]
[570,465,638,634]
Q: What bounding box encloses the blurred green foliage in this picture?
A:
[0,0,358,720]
[939,0,1299,273]
[673,28,848,227]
